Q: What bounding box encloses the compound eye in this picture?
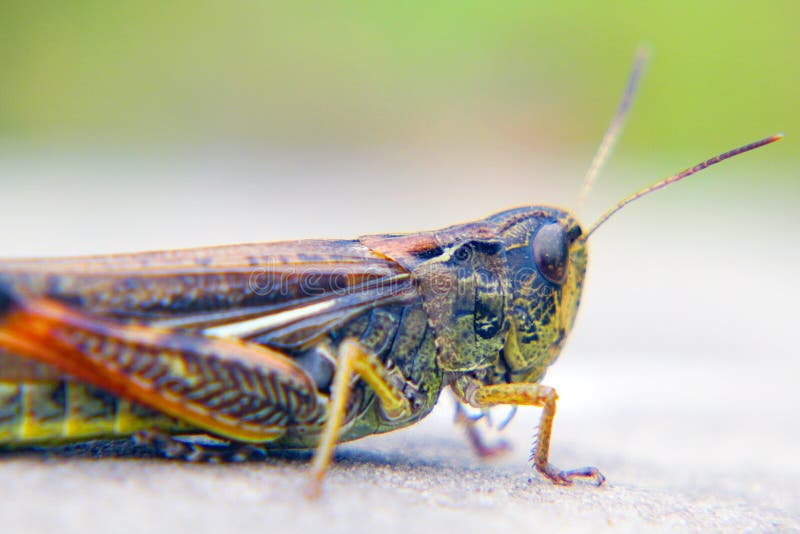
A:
[532,223,569,285]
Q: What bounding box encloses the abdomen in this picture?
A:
[0,380,191,445]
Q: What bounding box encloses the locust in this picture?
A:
[0,52,782,497]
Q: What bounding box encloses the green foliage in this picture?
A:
[0,2,794,160]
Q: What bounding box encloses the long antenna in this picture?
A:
[585,134,784,238]
[577,47,649,212]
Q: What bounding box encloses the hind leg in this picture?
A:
[133,430,268,463]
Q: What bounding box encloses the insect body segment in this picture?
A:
[0,206,593,488]
[0,381,189,444]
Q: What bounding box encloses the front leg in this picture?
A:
[460,381,605,486]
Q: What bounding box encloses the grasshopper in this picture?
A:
[0,52,782,497]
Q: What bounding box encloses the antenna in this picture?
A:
[577,47,649,212]
[585,134,784,238]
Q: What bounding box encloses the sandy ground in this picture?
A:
[0,148,797,533]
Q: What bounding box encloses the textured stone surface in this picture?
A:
[1,379,797,534]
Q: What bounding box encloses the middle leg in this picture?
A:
[306,338,413,497]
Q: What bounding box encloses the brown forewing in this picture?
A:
[0,238,420,371]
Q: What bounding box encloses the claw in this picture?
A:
[537,463,605,486]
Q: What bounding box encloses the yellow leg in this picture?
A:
[471,383,604,486]
[305,338,411,498]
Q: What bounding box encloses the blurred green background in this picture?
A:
[1,2,795,157]
[0,1,796,258]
